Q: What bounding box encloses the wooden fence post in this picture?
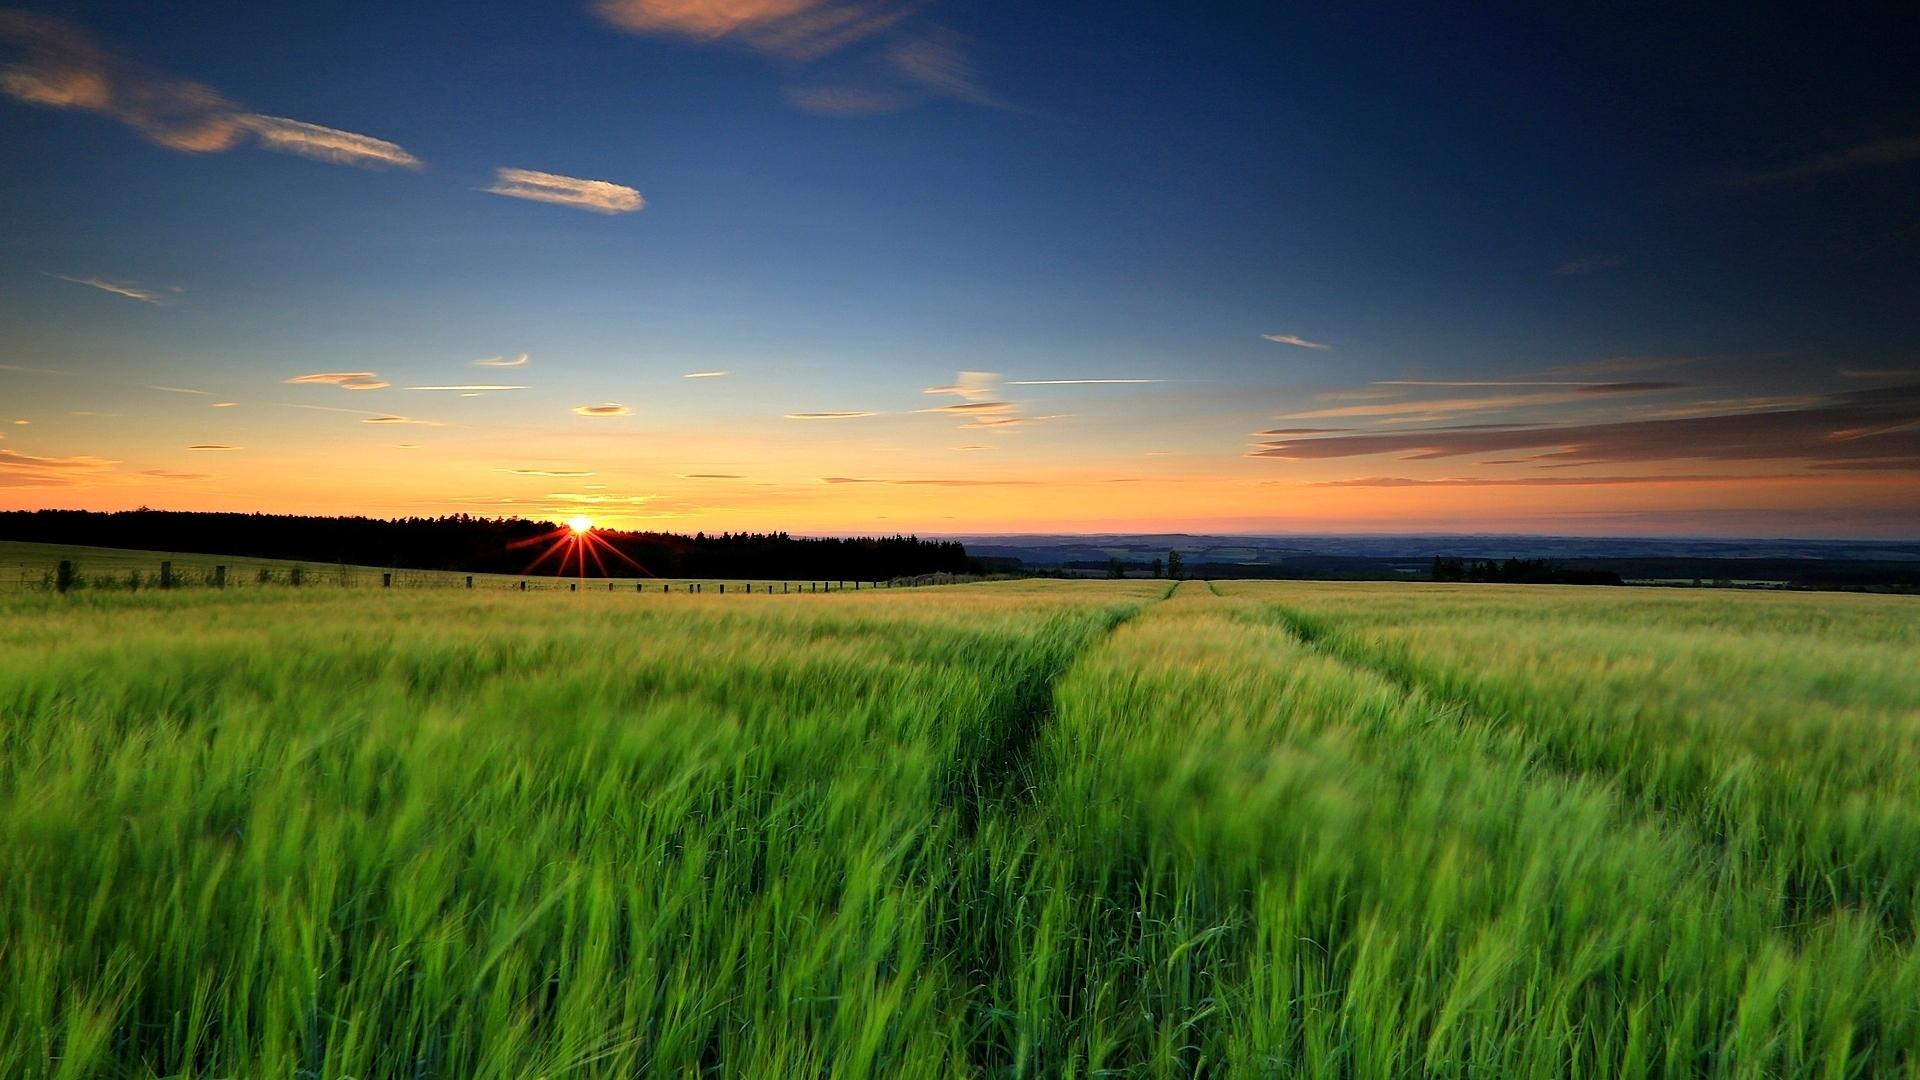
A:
[290,567,303,587]
[55,560,72,593]
[160,561,173,590]
[569,582,576,592]
[745,582,751,593]
[519,580,527,592]
[214,565,227,590]
[382,572,392,588]
[719,583,725,594]
[465,575,474,589]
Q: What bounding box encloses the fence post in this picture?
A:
[609,582,615,592]
[466,575,474,589]
[519,580,527,592]
[745,582,751,594]
[382,572,392,588]
[290,566,302,587]
[215,565,227,590]
[160,560,173,590]
[719,583,725,594]
[569,582,576,592]
[55,560,72,593]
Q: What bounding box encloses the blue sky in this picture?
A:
[2,1,1917,535]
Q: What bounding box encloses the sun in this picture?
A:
[567,515,593,535]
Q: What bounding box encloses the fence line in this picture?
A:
[14,557,926,596]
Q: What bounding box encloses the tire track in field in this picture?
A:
[1243,595,1909,936]
[944,581,1178,836]
[937,581,1179,1076]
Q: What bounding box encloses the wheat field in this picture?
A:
[2,578,1917,1077]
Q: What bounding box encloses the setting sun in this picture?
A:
[568,516,593,535]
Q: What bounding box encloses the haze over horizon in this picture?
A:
[3,3,1917,538]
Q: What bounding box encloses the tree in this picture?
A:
[1151,557,1163,578]
[1107,558,1125,579]
[1166,550,1183,579]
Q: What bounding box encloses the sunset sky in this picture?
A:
[2,2,1917,536]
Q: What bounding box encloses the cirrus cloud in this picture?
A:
[483,168,644,214]
[573,403,633,416]
[285,371,389,391]
[1264,333,1331,350]
[0,12,421,168]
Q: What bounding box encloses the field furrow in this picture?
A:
[1226,581,1920,935]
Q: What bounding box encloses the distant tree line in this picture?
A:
[0,510,973,580]
[1431,556,1623,586]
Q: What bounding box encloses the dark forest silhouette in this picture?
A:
[0,510,973,580]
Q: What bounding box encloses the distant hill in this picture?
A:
[947,533,1920,591]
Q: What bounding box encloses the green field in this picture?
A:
[3,578,1918,1077]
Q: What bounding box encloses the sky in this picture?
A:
[1,1,1917,537]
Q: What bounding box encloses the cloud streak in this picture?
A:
[683,370,730,378]
[573,403,633,416]
[594,0,910,61]
[0,12,420,168]
[483,168,644,214]
[474,353,530,368]
[286,371,389,390]
[237,114,421,169]
[785,411,875,420]
[1250,383,1920,471]
[51,273,169,303]
[1264,333,1330,350]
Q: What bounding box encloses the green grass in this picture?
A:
[2,576,1917,1076]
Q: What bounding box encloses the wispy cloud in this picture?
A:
[362,415,436,425]
[1840,367,1919,379]
[0,448,116,487]
[1278,382,1685,421]
[785,410,875,420]
[187,443,239,450]
[1264,333,1331,350]
[483,168,644,214]
[406,384,528,392]
[51,274,169,303]
[210,401,237,408]
[1736,134,1920,184]
[963,414,1064,429]
[594,0,910,61]
[0,448,115,469]
[140,469,209,480]
[504,468,596,477]
[573,403,633,416]
[1250,383,1920,471]
[146,384,209,395]
[236,115,420,169]
[1551,255,1627,276]
[474,352,530,368]
[924,371,1000,402]
[0,12,420,167]
[886,30,1001,108]
[917,401,1016,415]
[286,371,389,390]
[683,370,730,378]
[680,472,745,479]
